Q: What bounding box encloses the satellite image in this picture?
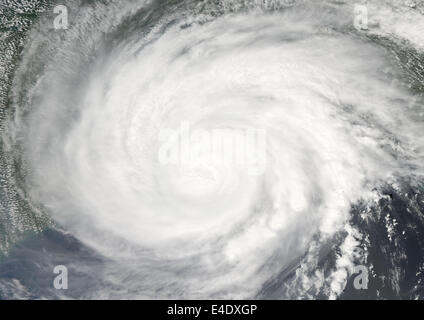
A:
[0,0,423,300]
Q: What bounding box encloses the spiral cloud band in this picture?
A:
[0,0,424,299]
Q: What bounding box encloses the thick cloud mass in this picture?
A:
[1,0,424,299]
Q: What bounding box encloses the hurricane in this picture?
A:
[0,0,424,300]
